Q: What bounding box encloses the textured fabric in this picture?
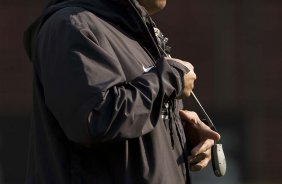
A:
[24,0,190,183]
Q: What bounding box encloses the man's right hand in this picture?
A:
[165,57,197,98]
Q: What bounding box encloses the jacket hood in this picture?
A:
[23,0,161,61]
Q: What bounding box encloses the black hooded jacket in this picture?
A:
[24,0,191,183]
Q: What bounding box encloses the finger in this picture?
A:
[174,59,194,71]
[189,157,210,172]
[191,139,214,156]
[197,120,221,141]
[186,62,194,71]
[183,73,196,96]
[179,110,198,124]
[201,124,221,142]
[188,152,207,165]
[187,69,196,79]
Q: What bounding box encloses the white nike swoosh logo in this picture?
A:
[142,65,154,73]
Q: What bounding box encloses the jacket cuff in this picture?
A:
[163,58,189,98]
[156,58,189,100]
[164,58,190,74]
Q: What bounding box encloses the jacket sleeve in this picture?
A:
[36,11,188,146]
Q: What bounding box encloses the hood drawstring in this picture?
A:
[168,101,175,149]
[153,25,175,149]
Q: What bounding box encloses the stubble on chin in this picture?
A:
[138,0,167,15]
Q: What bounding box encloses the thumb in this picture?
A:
[190,128,220,156]
[201,124,221,142]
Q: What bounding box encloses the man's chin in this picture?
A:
[138,0,167,15]
[148,3,166,15]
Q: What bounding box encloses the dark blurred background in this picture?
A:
[0,0,281,184]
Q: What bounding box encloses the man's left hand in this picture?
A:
[179,110,221,171]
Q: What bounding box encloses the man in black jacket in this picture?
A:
[24,0,220,183]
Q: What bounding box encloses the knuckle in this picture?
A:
[191,111,198,117]
[197,164,204,171]
[189,111,196,116]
